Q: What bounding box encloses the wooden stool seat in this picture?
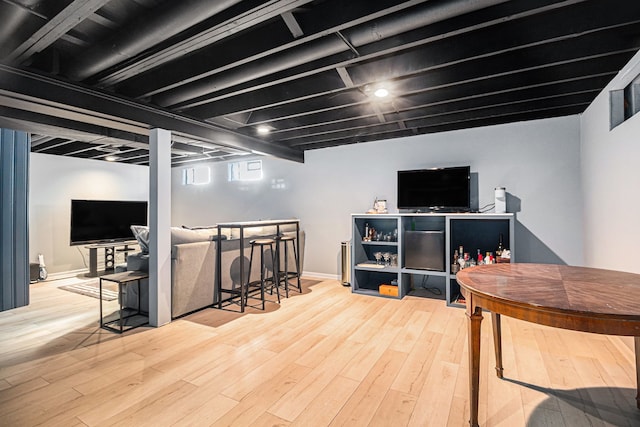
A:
[251,238,275,245]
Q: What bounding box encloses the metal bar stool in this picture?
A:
[275,234,301,298]
[245,238,280,310]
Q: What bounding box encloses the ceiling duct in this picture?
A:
[155,0,510,108]
[64,0,243,81]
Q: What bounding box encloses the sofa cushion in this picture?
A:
[127,252,149,272]
[130,225,224,251]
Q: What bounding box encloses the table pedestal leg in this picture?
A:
[635,336,640,409]
[492,312,504,379]
[467,304,483,427]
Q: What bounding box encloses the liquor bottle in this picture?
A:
[496,233,504,257]
[477,249,483,264]
[451,250,459,273]
[458,251,466,270]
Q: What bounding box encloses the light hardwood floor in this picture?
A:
[1,276,638,426]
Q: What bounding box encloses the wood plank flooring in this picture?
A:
[0,276,638,426]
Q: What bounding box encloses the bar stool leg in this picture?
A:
[270,243,281,303]
[291,240,301,292]
[282,240,290,298]
[259,246,266,310]
[244,244,256,311]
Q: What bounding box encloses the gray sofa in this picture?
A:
[125,224,304,318]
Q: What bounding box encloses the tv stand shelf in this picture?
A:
[351,213,514,305]
[85,241,138,277]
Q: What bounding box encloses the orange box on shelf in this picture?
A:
[379,284,398,297]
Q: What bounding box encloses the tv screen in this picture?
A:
[397,166,470,212]
[70,199,148,245]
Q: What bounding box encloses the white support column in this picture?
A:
[149,128,172,326]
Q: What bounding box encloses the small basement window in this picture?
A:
[228,160,263,181]
[610,74,640,129]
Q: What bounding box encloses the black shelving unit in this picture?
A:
[351,213,515,305]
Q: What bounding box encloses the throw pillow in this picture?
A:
[130,225,150,253]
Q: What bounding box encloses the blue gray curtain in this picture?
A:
[1,128,30,311]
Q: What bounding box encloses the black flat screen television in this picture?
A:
[70,199,148,246]
[397,166,471,212]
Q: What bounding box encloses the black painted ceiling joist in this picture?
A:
[2,0,640,165]
[0,65,304,163]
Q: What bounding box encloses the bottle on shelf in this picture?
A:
[458,250,466,270]
[496,233,504,257]
[364,223,370,241]
[476,249,483,264]
[452,250,459,273]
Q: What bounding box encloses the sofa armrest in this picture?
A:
[171,241,216,318]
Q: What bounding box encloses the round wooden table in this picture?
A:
[456,263,640,427]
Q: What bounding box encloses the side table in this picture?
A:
[99,270,149,333]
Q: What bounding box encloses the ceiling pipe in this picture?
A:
[155,0,510,108]
[64,0,243,81]
[96,0,315,87]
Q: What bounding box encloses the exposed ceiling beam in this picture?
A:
[265,72,615,141]
[153,0,510,109]
[0,65,304,162]
[96,0,315,87]
[281,11,304,38]
[65,0,245,81]
[180,0,591,117]
[224,27,640,129]
[336,67,354,88]
[7,0,110,64]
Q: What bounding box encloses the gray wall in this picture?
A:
[172,115,584,277]
[580,50,640,273]
[29,153,149,275]
[28,116,584,278]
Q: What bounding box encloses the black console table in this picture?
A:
[215,219,300,311]
[85,241,138,277]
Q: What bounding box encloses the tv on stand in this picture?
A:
[397,166,471,213]
[70,199,148,276]
[70,199,148,246]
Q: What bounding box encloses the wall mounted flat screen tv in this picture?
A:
[397,166,471,212]
[70,199,148,246]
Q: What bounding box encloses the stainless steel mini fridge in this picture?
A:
[403,230,445,271]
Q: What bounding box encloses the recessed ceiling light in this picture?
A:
[374,88,389,98]
[256,125,271,135]
[105,155,119,162]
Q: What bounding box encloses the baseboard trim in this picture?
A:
[46,269,339,282]
[302,271,339,280]
[45,268,89,281]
